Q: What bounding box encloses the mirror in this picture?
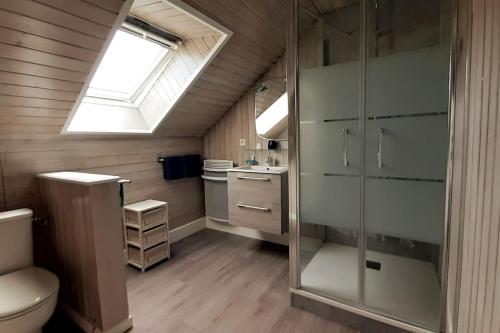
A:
[255,77,287,140]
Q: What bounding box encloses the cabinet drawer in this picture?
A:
[227,172,286,235]
[228,201,282,235]
[126,225,167,249]
[228,172,281,203]
[125,206,166,230]
[128,242,169,268]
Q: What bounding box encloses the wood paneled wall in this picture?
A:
[203,56,288,166]
[130,0,219,39]
[0,137,204,230]
[446,0,500,332]
[157,0,288,137]
[0,0,204,229]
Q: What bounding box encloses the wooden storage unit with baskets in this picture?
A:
[123,199,170,272]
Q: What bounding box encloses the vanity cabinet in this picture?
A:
[227,171,288,235]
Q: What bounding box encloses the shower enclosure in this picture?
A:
[289,0,452,331]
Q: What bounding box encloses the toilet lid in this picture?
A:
[0,267,59,318]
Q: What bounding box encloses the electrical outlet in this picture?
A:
[239,138,247,147]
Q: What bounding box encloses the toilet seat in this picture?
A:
[0,267,59,320]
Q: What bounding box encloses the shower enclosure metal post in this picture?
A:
[287,0,301,291]
[357,0,368,306]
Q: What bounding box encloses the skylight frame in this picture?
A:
[85,28,174,106]
[62,0,233,135]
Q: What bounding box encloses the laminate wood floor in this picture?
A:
[126,229,357,333]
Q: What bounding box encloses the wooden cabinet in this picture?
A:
[36,172,131,333]
[123,200,170,272]
[227,172,288,235]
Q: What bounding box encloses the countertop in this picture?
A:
[36,171,121,185]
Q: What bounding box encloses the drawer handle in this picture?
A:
[237,176,271,181]
[237,203,271,212]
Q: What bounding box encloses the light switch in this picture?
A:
[239,138,247,147]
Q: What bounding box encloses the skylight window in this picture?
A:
[87,30,168,101]
[63,0,232,135]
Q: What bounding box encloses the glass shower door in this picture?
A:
[296,0,451,331]
[298,2,362,304]
[363,0,450,330]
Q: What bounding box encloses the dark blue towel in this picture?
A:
[183,154,201,178]
[162,154,201,180]
[162,156,184,180]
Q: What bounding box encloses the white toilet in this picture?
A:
[0,209,59,333]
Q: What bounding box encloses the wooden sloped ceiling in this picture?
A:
[0,0,124,135]
[146,0,288,137]
[0,0,287,138]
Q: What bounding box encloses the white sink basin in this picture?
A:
[227,165,288,174]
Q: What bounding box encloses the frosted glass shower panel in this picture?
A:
[300,121,361,175]
[300,174,360,229]
[366,46,450,118]
[365,115,449,180]
[299,63,359,121]
[365,178,446,244]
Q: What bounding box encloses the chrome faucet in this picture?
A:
[266,155,274,166]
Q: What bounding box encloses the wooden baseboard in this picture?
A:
[59,302,133,333]
[102,315,133,333]
[169,217,207,243]
[206,218,289,246]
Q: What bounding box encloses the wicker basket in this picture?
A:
[125,206,166,230]
[127,225,167,249]
[128,242,169,267]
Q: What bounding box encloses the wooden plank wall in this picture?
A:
[130,0,218,39]
[156,0,288,137]
[449,0,500,331]
[203,56,288,166]
[0,137,204,230]
[0,0,204,229]
[0,158,5,211]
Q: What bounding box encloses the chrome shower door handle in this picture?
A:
[342,129,349,168]
[377,128,383,168]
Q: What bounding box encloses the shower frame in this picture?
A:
[286,0,471,332]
